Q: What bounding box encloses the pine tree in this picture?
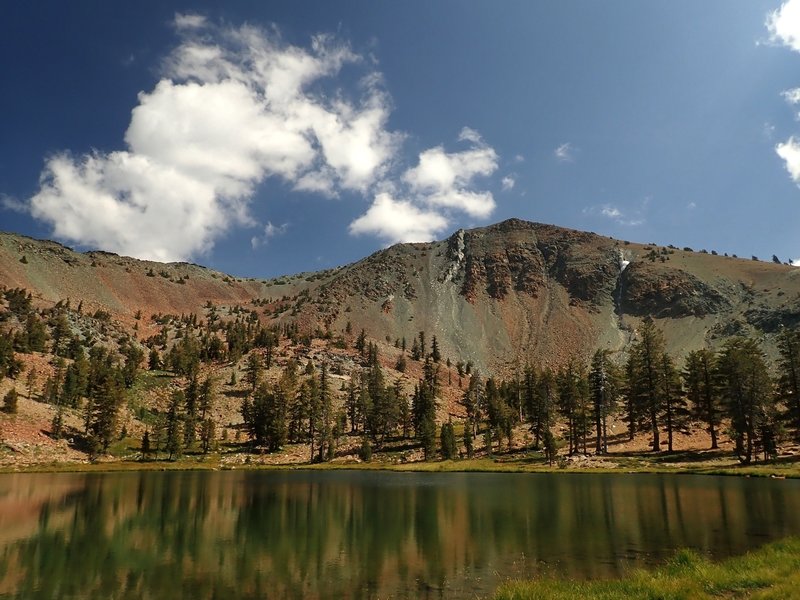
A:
[317,363,333,461]
[244,351,263,393]
[589,350,621,454]
[777,327,800,440]
[716,338,776,463]
[413,359,439,460]
[463,420,474,458]
[23,313,47,353]
[3,388,18,414]
[440,422,457,459]
[141,429,151,460]
[410,337,421,361]
[149,348,162,370]
[121,343,144,388]
[557,362,589,455]
[659,352,687,453]
[88,368,124,457]
[683,348,721,449]
[355,329,367,356]
[529,368,557,451]
[51,404,65,439]
[164,390,183,461]
[183,376,199,448]
[397,380,412,439]
[200,418,215,454]
[627,317,667,451]
[460,373,483,439]
[431,335,441,363]
[358,436,372,461]
[198,376,213,421]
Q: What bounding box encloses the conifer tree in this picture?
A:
[528,368,557,450]
[431,335,441,363]
[346,376,359,433]
[3,388,18,414]
[463,420,474,458]
[543,427,558,466]
[88,368,124,457]
[440,422,457,459]
[397,380,412,439]
[683,348,721,449]
[183,376,199,448]
[149,348,162,370]
[244,351,263,393]
[200,419,215,454]
[626,317,667,451]
[413,359,439,460]
[460,373,483,439]
[659,352,687,453]
[589,350,621,453]
[557,362,589,454]
[716,338,777,463]
[355,329,367,356]
[141,429,151,460]
[317,363,332,461]
[777,327,800,440]
[164,390,183,461]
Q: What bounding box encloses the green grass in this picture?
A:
[494,537,800,600]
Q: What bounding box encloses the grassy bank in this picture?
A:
[495,537,800,600]
[3,451,800,478]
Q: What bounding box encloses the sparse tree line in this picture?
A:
[457,318,800,465]
[237,338,443,462]
[3,282,800,466]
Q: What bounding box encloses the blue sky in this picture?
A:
[3,1,800,277]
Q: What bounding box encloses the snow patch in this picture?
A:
[619,249,631,272]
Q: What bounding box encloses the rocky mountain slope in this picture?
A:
[2,218,799,374]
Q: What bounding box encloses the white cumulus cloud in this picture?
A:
[26,21,402,261]
[783,87,800,104]
[22,18,503,260]
[501,175,515,191]
[768,0,800,52]
[349,192,448,243]
[403,128,498,218]
[776,137,800,182]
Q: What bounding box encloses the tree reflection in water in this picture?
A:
[0,471,797,599]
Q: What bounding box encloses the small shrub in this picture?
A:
[358,438,372,462]
[3,388,18,414]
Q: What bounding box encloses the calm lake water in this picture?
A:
[0,470,798,599]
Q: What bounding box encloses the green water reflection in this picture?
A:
[0,471,797,599]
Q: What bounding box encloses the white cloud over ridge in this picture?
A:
[349,128,499,243]
[349,193,448,243]
[24,16,502,260]
[583,203,644,227]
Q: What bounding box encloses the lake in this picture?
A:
[0,470,798,599]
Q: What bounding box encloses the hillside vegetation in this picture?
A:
[1,219,800,469]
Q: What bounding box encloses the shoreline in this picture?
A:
[2,454,798,478]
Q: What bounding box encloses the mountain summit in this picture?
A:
[2,219,798,373]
